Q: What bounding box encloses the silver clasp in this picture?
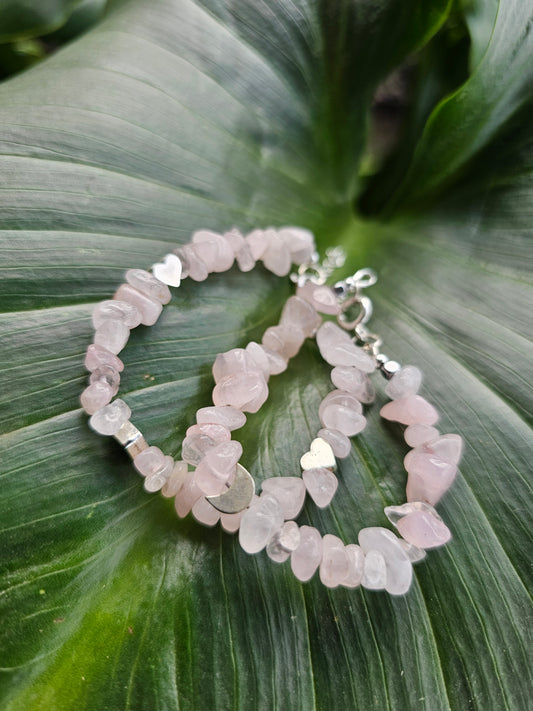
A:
[290,247,346,287]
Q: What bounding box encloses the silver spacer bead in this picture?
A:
[376,354,401,380]
[114,421,149,459]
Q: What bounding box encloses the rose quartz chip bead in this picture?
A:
[212,371,269,413]
[278,226,315,264]
[317,428,351,458]
[291,525,323,582]
[266,521,301,563]
[175,470,203,518]
[192,230,235,272]
[126,269,171,304]
[380,394,439,426]
[302,468,338,508]
[261,477,306,519]
[80,381,114,414]
[404,434,462,505]
[92,299,142,329]
[331,366,375,404]
[85,344,124,373]
[318,389,366,437]
[262,324,305,359]
[89,398,130,435]
[114,283,162,326]
[342,544,365,588]
[385,365,422,400]
[224,228,256,272]
[320,534,349,588]
[94,319,130,355]
[385,502,451,549]
[161,461,188,498]
[279,295,321,337]
[297,282,341,315]
[404,424,440,447]
[196,405,247,430]
[316,321,375,372]
[174,244,209,281]
[359,527,412,595]
[239,494,284,554]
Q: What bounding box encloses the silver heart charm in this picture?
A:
[152,253,182,287]
[300,437,336,471]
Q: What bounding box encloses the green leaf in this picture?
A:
[0,0,85,43]
[0,1,531,710]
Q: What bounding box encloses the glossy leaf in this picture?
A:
[0,0,84,42]
[0,1,531,710]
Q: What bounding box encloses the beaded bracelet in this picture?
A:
[81,227,462,595]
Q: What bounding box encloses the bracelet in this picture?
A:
[81,227,462,596]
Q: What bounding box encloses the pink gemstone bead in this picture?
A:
[320,534,349,588]
[144,456,174,492]
[114,283,162,326]
[212,348,258,383]
[316,321,375,372]
[89,364,120,396]
[212,371,269,413]
[317,428,351,458]
[239,494,284,554]
[133,446,166,477]
[192,497,221,526]
[380,394,439,426]
[358,527,412,595]
[245,229,268,260]
[291,525,323,582]
[385,365,422,400]
[220,508,245,533]
[302,467,338,508]
[279,295,321,338]
[262,324,305,359]
[92,299,142,329]
[94,319,129,355]
[297,282,341,315]
[420,434,463,465]
[405,456,457,506]
[85,343,124,373]
[342,544,365,588]
[176,244,208,281]
[181,433,216,466]
[204,440,243,478]
[224,229,256,272]
[331,366,375,404]
[194,458,232,496]
[80,381,113,414]
[261,477,306,519]
[278,226,315,264]
[261,231,291,276]
[396,510,452,549]
[125,268,171,304]
[318,390,366,436]
[175,470,203,518]
[192,230,234,272]
[161,460,188,498]
[185,423,231,444]
[88,398,130,434]
[196,405,247,431]
[404,424,440,448]
[246,342,287,375]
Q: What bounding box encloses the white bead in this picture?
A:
[89,398,131,435]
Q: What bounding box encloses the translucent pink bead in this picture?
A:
[317,428,351,458]
[185,423,231,444]
[192,497,221,526]
[302,467,338,508]
[194,459,233,496]
[261,477,306,519]
[279,295,321,338]
[261,231,291,276]
[175,244,208,281]
[212,348,258,383]
[331,366,375,403]
[316,321,375,372]
[144,456,174,492]
[94,319,129,355]
[297,282,341,315]
[114,283,162,326]
[181,433,216,465]
[220,508,245,533]
[395,510,451,549]
[420,434,463,465]
[204,440,242,478]
[196,406,246,431]
[262,324,305,359]
[92,299,142,329]
[358,527,412,595]
[404,424,440,448]
[291,525,323,582]
[161,460,188,498]
[342,544,365,588]
[278,226,315,264]
[175,470,203,518]
[212,371,269,413]
[380,394,439,426]
[246,342,287,375]
[318,390,366,436]
[133,446,166,477]
[245,229,268,260]
[89,364,120,396]
[89,398,130,435]
[385,365,422,400]
[361,550,387,590]
[125,268,171,304]
[405,456,457,506]
[85,343,124,373]
[80,381,113,414]
[320,534,349,588]
[239,494,284,554]
[266,521,301,562]
[224,228,255,272]
[192,230,234,272]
